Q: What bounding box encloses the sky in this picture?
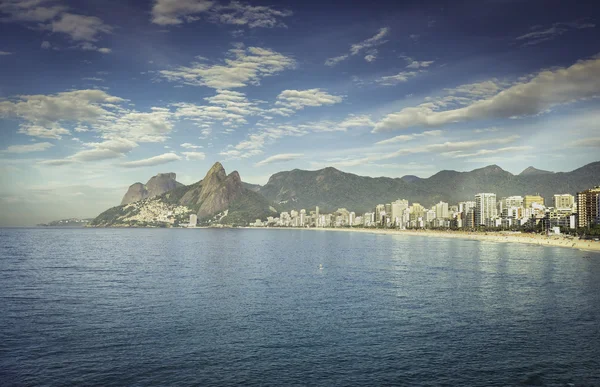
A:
[0,0,599,226]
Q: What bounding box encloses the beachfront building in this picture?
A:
[475,193,497,226]
[189,214,198,227]
[576,186,600,228]
[391,199,409,227]
[554,194,575,211]
[524,194,544,208]
[435,201,449,219]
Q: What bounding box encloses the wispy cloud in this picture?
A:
[255,153,303,166]
[516,19,595,46]
[160,45,295,89]
[374,55,600,132]
[325,27,389,66]
[120,153,181,168]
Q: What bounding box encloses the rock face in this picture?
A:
[120,172,182,205]
[179,162,245,218]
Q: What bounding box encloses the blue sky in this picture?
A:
[1,0,599,225]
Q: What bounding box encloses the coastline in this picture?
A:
[247,227,600,253]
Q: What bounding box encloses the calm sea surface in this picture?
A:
[1,228,599,386]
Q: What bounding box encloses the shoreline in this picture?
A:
[244,227,600,253]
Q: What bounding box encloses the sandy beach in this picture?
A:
[251,227,600,253]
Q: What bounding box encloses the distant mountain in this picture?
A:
[38,218,93,227]
[519,166,554,176]
[92,163,276,227]
[401,175,422,183]
[258,162,600,213]
[121,172,183,205]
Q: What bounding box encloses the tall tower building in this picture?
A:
[475,193,497,226]
[391,199,409,226]
[435,201,449,219]
[576,187,600,228]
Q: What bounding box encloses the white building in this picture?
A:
[554,194,575,211]
[189,214,198,227]
[475,193,497,226]
[391,199,409,226]
[435,201,449,219]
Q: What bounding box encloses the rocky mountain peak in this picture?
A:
[120,172,182,205]
[204,162,227,181]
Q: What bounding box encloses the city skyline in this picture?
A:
[1,0,600,225]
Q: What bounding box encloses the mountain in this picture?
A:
[258,161,600,213]
[519,166,554,176]
[92,163,276,227]
[121,172,183,205]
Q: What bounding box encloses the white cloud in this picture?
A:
[376,71,419,86]
[173,89,262,128]
[473,127,498,133]
[375,130,443,145]
[326,135,521,168]
[374,56,600,132]
[0,89,124,127]
[255,153,303,166]
[160,45,295,89]
[82,77,104,82]
[0,0,67,22]
[38,138,138,165]
[364,54,376,62]
[17,124,70,139]
[121,152,182,168]
[151,0,292,27]
[337,114,375,130]
[2,142,54,153]
[325,27,389,66]
[275,89,343,110]
[221,114,373,159]
[350,27,389,55]
[209,1,293,28]
[0,2,112,52]
[0,89,179,144]
[182,151,206,160]
[568,137,600,148]
[38,159,74,166]
[0,50,13,55]
[100,108,175,143]
[324,54,348,67]
[406,60,434,69]
[181,143,203,149]
[447,146,533,158]
[47,12,112,41]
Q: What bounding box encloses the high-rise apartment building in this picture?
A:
[475,193,497,226]
[391,199,409,225]
[435,201,449,219]
[576,187,600,228]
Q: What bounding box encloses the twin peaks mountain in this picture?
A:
[92,161,600,226]
[92,163,275,227]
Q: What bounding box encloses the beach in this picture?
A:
[259,227,600,253]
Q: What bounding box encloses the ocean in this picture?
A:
[1,228,599,386]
